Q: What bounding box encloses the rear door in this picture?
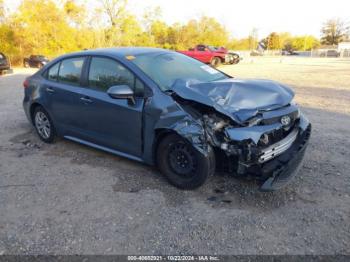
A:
[42,56,87,136]
[76,56,145,157]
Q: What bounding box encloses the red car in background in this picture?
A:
[178,45,240,67]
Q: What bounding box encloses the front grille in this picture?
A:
[258,125,295,148]
[259,128,299,163]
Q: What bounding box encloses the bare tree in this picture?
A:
[99,0,127,27]
[321,18,349,45]
[248,28,258,50]
[97,0,128,46]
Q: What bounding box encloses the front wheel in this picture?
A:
[24,61,29,68]
[33,106,55,143]
[157,134,215,189]
[210,57,221,68]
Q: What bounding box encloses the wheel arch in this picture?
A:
[29,102,44,125]
[152,128,178,164]
[217,56,225,63]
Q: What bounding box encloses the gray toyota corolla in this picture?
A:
[23,47,311,191]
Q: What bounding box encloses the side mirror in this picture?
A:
[107,85,135,104]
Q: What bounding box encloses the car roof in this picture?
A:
[60,47,173,60]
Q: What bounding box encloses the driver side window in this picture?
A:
[197,45,206,51]
[88,57,136,93]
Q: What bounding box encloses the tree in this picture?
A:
[11,0,79,56]
[196,16,229,47]
[0,0,4,23]
[248,28,258,50]
[279,32,292,50]
[98,0,128,46]
[64,0,87,28]
[321,18,349,45]
[150,20,169,47]
[99,0,127,27]
[227,38,251,50]
[118,14,145,46]
[143,6,162,31]
[292,35,320,51]
[168,16,229,50]
[266,32,281,50]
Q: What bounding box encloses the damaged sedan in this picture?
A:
[23,48,311,191]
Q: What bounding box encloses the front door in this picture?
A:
[76,56,145,157]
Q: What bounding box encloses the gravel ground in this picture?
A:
[0,57,349,255]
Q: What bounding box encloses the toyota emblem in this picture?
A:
[281,115,291,126]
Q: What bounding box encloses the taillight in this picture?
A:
[23,79,29,88]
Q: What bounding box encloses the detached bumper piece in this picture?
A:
[260,124,311,191]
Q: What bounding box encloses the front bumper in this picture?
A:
[259,124,311,191]
[224,114,311,191]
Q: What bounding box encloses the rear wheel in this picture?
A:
[210,57,221,68]
[157,134,215,189]
[33,106,55,143]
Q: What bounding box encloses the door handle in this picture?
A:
[46,87,55,93]
[80,96,93,103]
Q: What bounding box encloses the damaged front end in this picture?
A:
[212,110,311,191]
[167,78,312,191]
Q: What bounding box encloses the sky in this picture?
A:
[4,0,350,38]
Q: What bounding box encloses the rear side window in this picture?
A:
[58,57,85,86]
[88,57,135,92]
[47,62,60,81]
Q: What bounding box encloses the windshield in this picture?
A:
[207,46,217,51]
[131,52,229,91]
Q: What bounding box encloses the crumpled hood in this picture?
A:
[170,78,294,123]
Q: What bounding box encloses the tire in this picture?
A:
[229,54,240,64]
[38,63,43,69]
[24,61,29,68]
[157,133,215,189]
[210,57,221,68]
[33,106,55,143]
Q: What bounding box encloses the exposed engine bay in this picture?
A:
[150,78,312,190]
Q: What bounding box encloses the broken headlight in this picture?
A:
[290,100,301,119]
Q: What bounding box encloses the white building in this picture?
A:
[338,42,350,57]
